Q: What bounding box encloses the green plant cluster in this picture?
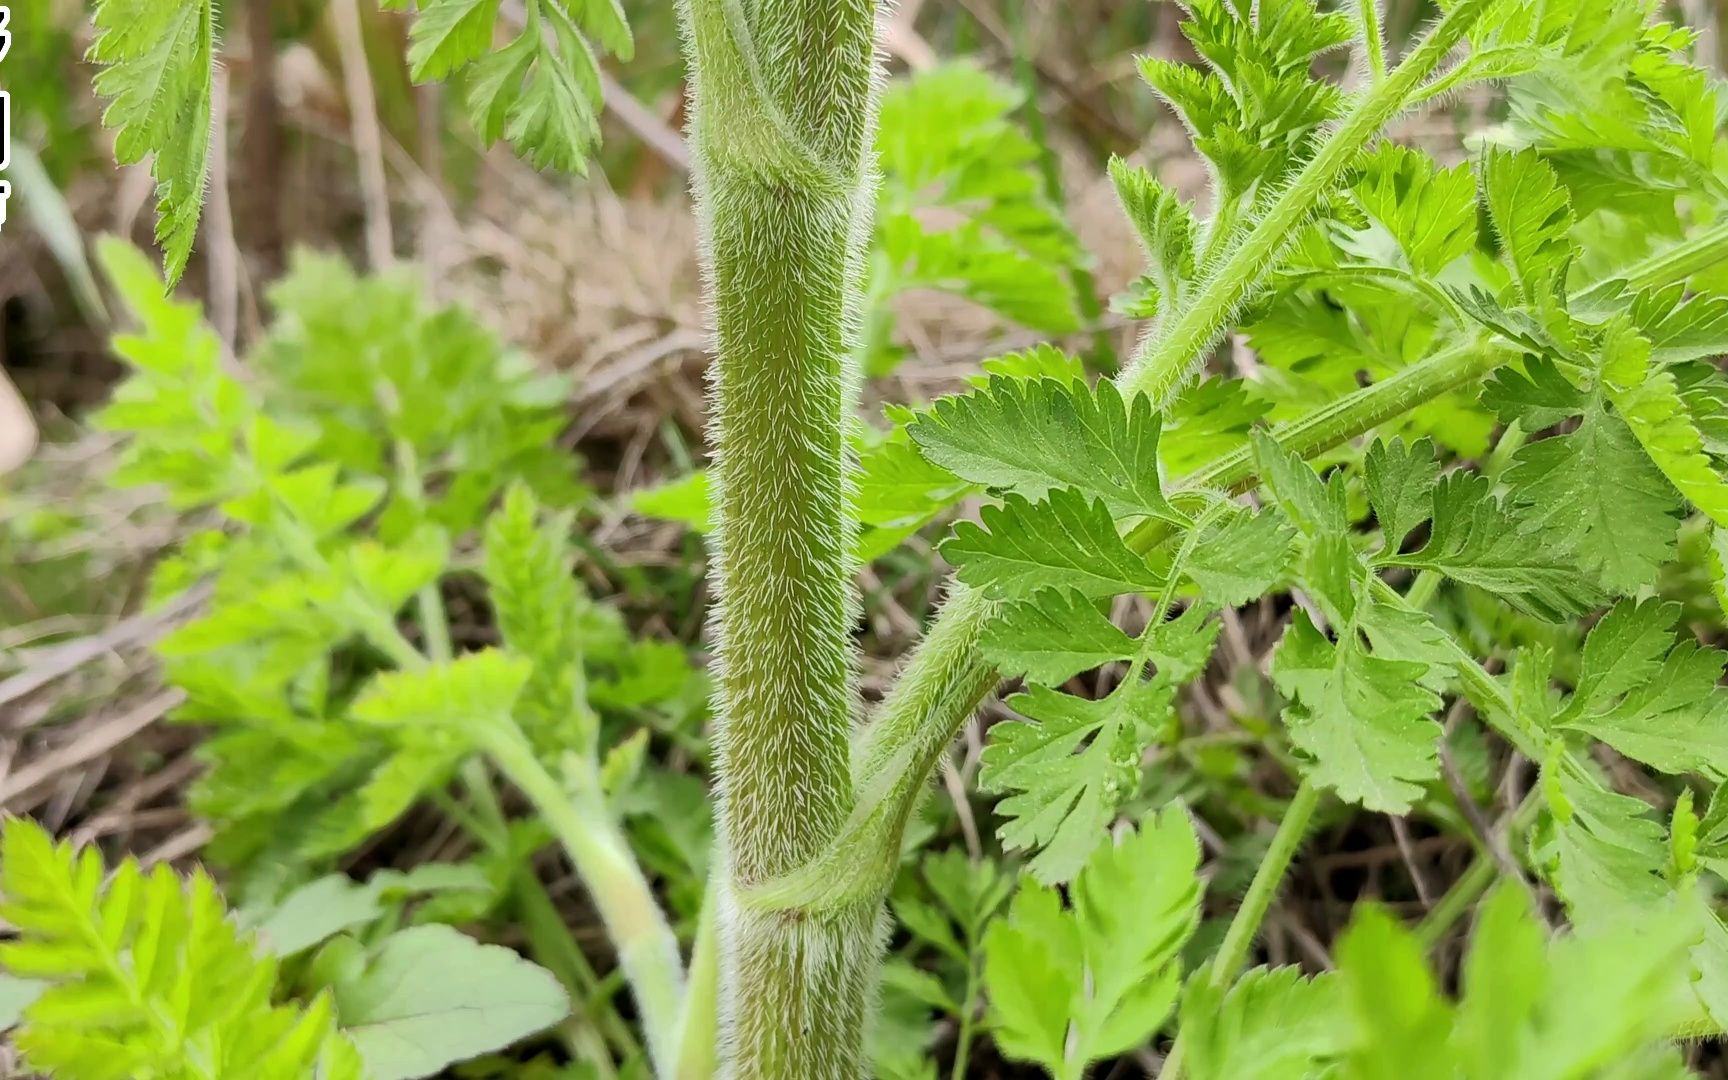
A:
[12,0,1728,1077]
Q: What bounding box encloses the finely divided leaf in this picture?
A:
[910,377,1177,520]
[942,490,1166,599]
[87,0,215,283]
[1555,599,1728,778]
[1481,149,1576,304]
[350,650,532,732]
[1272,610,1442,813]
[1109,157,1198,317]
[0,820,362,1080]
[1182,966,1343,1080]
[1351,145,1478,276]
[483,485,591,753]
[983,809,1201,1075]
[1603,323,1728,527]
[980,681,1170,883]
[1381,471,1604,621]
[1363,437,1440,553]
[1184,506,1296,606]
[980,590,1137,686]
[395,0,632,173]
[1505,410,1679,594]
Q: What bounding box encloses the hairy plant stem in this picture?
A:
[1159,779,1323,1080]
[1123,0,1497,405]
[680,0,886,1074]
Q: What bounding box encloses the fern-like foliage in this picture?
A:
[92,240,698,894]
[869,63,1087,375]
[382,0,632,172]
[0,818,366,1080]
[86,0,215,284]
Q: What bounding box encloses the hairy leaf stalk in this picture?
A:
[680,0,887,1075]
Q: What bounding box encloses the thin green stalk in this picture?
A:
[1210,781,1324,985]
[1358,0,1387,82]
[1123,0,1497,405]
[671,884,720,1080]
[949,963,982,1080]
[1414,788,1544,949]
[452,758,644,1067]
[478,722,686,1073]
[1159,780,1323,1080]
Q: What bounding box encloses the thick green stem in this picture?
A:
[1123,0,1495,405]
[1160,780,1322,1080]
[478,724,686,1073]
[680,0,886,1075]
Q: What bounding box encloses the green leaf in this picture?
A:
[629,471,712,533]
[968,344,1087,387]
[910,377,1177,520]
[1556,599,1728,778]
[1184,506,1296,606]
[874,63,1084,355]
[350,650,533,733]
[1159,377,1271,475]
[980,590,1137,686]
[1481,148,1576,304]
[1135,0,1350,204]
[920,849,1013,942]
[87,0,215,282]
[1603,323,1728,527]
[255,875,388,958]
[396,0,630,172]
[1181,967,1344,1080]
[1363,437,1440,553]
[856,436,977,538]
[1454,885,1548,1079]
[1109,156,1197,318]
[1351,144,1478,276]
[1505,409,1679,594]
[1271,610,1443,813]
[402,0,501,79]
[983,808,1201,1076]
[1333,905,1454,1080]
[1540,758,1668,922]
[1252,430,1346,537]
[1380,470,1604,621]
[0,819,363,1080]
[483,485,593,754]
[1142,603,1223,684]
[980,681,1171,883]
[980,886,1079,1072]
[328,924,569,1080]
[942,490,1166,600]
